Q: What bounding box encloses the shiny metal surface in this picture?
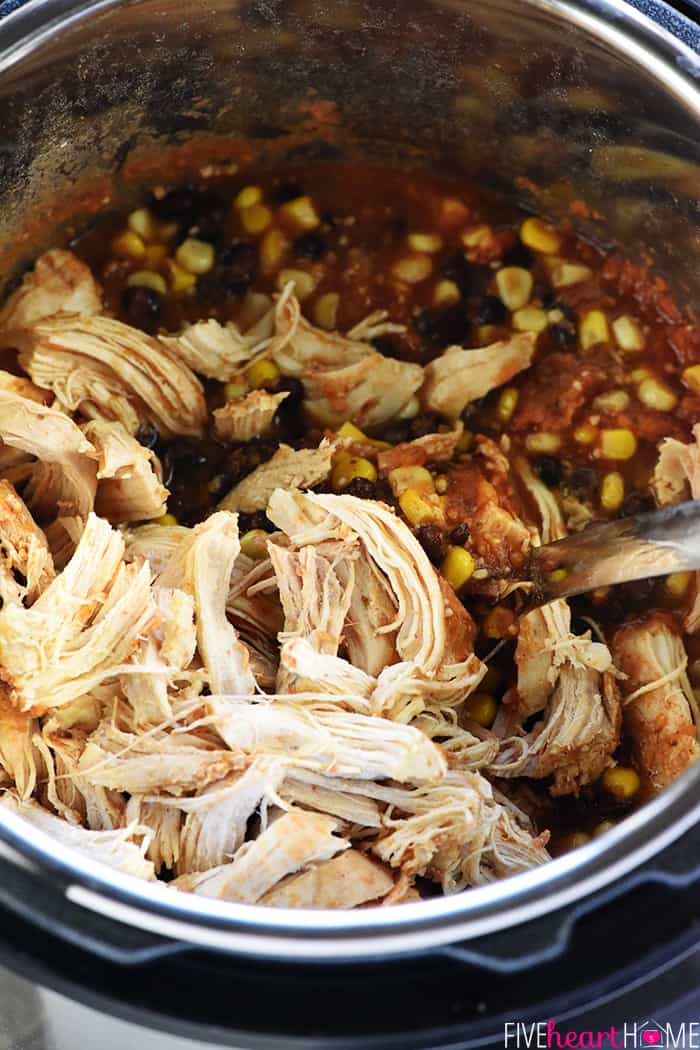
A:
[0,0,700,958]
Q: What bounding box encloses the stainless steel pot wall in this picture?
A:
[1,0,700,961]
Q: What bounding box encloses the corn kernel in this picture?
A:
[667,571,692,598]
[247,358,281,389]
[599,428,637,461]
[441,546,475,590]
[128,207,160,242]
[241,203,273,235]
[549,260,593,288]
[158,221,180,243]
[390,465,435,497]
[463,691,497,727]
[456,429,473,453]
[612,314,645,352]
[461,225,491,248]
[407,232,443,253]
[223,381,248,400]
[126,270,167,295]
[432,279,461,307]
[683,364,700,395]
[602,764,640,801]
[313,291,340,330]
[495,267,533,312]
[525,432,561,454]
[434,475,448,494]
[175,238,215,275]
[600,471,625,512]
[396,394,420,420]
[592,820,616,838]
[278,195,320,231]
[638,376,678,412]
[548,568,568,584]
[392,253,433,284]
[235,185,263,209]
[579,309,609,350]
[560,832,590,852]
[164,258,196,294]
[438,197,470,227]
[497,386,519,422]
[336,421,368,443]
[512,306,548,333]
[111,230,145,260]
[157,513,179,526]
[574,423,598,445]
[144,243,167,268]
[239,529,269,560]
[482,605,516,638]
[520,216,561,254]
[259,228,290,273]
[399,489,438,526]
[331,456,377,491]
[277,268,316,301]
[593,390,630,414]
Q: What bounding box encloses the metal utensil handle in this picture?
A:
[532,498,700,605]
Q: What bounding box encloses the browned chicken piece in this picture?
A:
[218,440,335,515]
[266,291,423,428]
[261,850,395,908]
[0,250,102,347]
[208,695,447,784]
[613,613,700,790]
[0,480,55,605]
[16,315,207,438]
[420,333,537,420]
[376,423,465,475]
[0,795,155,880]
[159,757,288,874]
[652,424,700,631]
[0,513,156,713]
[160,307,274,380]
[0,689,39,800]
[82,420,168,523]
[213,389,289,444]
[0,370,51,404]
[0,390,98,521]
[171,809,349,901]
[77,721,246,796]
[158,511,256,697]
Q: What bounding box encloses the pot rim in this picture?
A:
[1,0,700,958]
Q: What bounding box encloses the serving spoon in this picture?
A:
[525,498,700,610]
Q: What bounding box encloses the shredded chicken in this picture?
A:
[213,389,289,444]
[0,250,102,347]
[377,423,465,474]
[421,333,537,420]
[261,850,394,908]
[266,291,423,427]
[17,315,207,438]
[652,424,700,631]
[171,809,348,901]
[82,420,168,523]
[218,440,335,514]
[613,614,700,790]
[161,308,274,381]
[0,480,55,605]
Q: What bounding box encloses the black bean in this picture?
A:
[535,454,564,488]
[415,305,470,348]
[293,232,326,260]
[136,422,160,450]
[620,490,655,518]
[477,295,508,325]
[550,323,577,349]
[502,241,534,268]
[269,181,305,204]
[622,576,656,604]
[547,299,576,322]
[569,467,598,495]
[409,413,442,439]
[150,187,196,221]
[239,509,276,533]
[345,477,377,500]
[372,334,403,360]
[121,286,163,333]
[439,250,479,295]
[270,375,304,406]
[189,205,227,244]
[199,241,258,301]
[415,524,447,564]
[449,523,470,545]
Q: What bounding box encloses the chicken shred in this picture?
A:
[82,420,169,523]
[213,389,289,444]
[218,440,335,514]
[0,250,102,347]
[261,849,394,908]
[421,333,537,420]
[0,480,55,605]
[652,425,700,631]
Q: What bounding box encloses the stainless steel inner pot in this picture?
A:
[1,0,700,962]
